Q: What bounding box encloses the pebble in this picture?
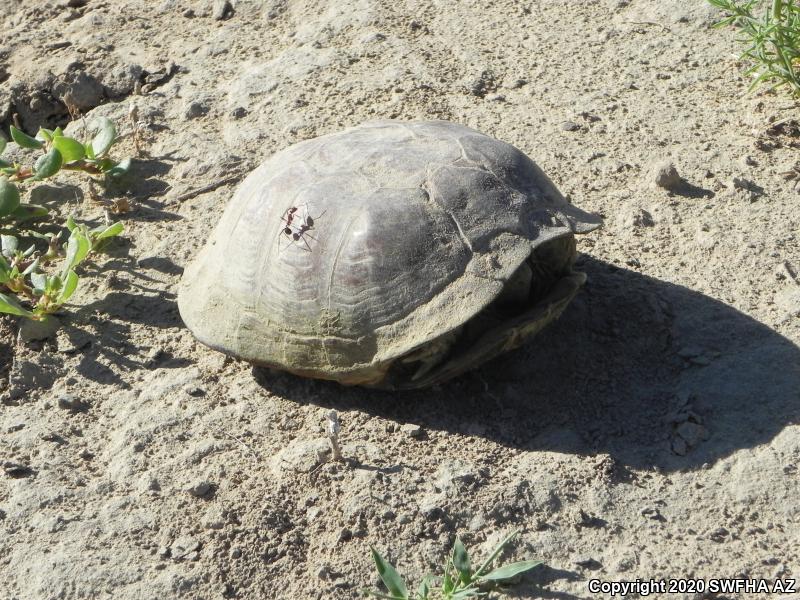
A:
[560,120,580,132]
[652,160,683,191]
[211,0,233,20]
[187,479,214,498]
[184,100,209,120]
[400,423,424,439]
[708,527,729,542]
[671,436,688,456]
[675,421,709,448]
[170,536,200,560]
[57,393,86,411]
[19,317,60,342]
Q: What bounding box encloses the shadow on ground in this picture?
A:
[255,256,800,472]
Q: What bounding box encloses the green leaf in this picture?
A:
[12,203,49,222]
[477,560,542,582]
[417,575,433,599]
[30,272,47,293]
[95,157,116,172]
[52,136,86,163]
[22,257,41,276]
[0,136,6,154]
[371,548,409,599]
[0,292,34,318]
[1,234,18,255]
[36,128,54,143]
[58,270,79,304]
[63,227,91,274]
[84,142,96,160]
[10,125,44,149]
[90,117,117,157]
[53,127,64,137]
[105,157,132,177]
[66,215,77,232]
[450,589,482,599]
[33,148,63,180]
[443,567,454,594]
[46,274,63,294]
[0,159,10,169]
[0,178,20,217]
[452,538,472,584]
[92,222,124,241]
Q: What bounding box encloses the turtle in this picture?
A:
[178,120,601,389]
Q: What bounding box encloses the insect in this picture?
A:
[278,204,325,251]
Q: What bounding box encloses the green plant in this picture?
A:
[709,0,800,95]
[364,531,542,599]
[0,118,128,322]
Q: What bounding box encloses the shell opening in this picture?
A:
[390,235,578,386]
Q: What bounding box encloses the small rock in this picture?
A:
[203,506,225,529]
[626,208,655,228]
[315,564,333,580]
[671,436,688,456]
[138,476,160,493]
[183,8,196,17]
[211,0,233,19]
[187,479,214,498]
[145,346,166,367]
[675,421,709,448]
[230,547,242,559]
[400,423,424,439]
[184,100,209,120]
[652,160,683,191]
[184,385,206,397]
[485,93,505,102]
[503,77,527,89]
[57,393,86,411]
[740,155,758,167]
[560,121,580,132]
[708,527,729,542]
[360,31,386,44]
[170,536,200,560]
[19,316,60,342]
[230,106,248,119]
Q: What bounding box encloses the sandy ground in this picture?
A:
[1,0,799,599]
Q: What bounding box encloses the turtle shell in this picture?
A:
[178,120,601,388]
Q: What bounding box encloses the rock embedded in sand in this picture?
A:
[652,160,683,191]
[400,423,424,439]
[187,479,214,498]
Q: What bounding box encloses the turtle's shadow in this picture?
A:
[254,257,800,472]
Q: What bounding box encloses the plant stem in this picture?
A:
[773,0,784,20]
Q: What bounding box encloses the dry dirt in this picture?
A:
[1,1,799,599]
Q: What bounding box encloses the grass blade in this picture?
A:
[473,530,519,579]
[477,560,542,582]
[371,548,409,599]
